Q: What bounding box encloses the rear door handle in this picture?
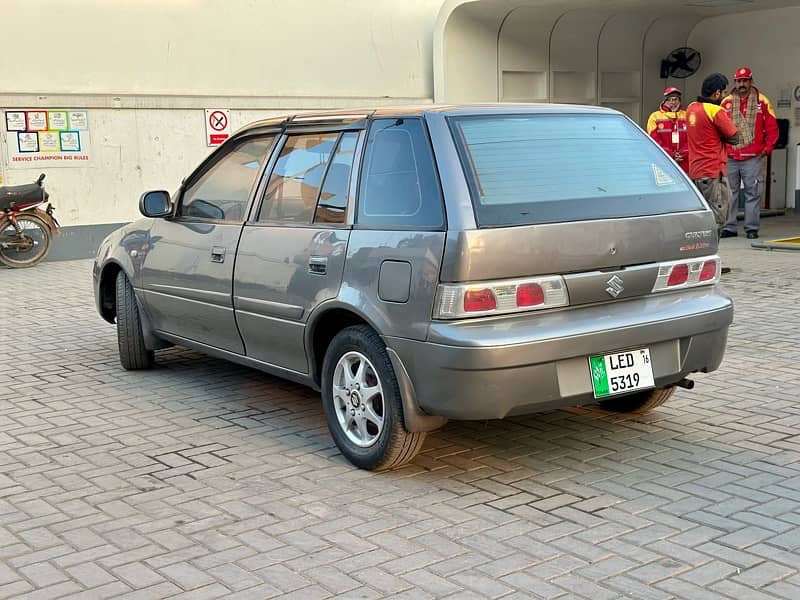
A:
[308,255,328,275]
[211,246,226,263]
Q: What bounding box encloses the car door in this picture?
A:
[139,133,277,353]
[233,128,360,373]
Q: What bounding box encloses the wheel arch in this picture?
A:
[306,303,375,389]
[98,260,124,323]
[100,260,170,351]
[306,302,447,433]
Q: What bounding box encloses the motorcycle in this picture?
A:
[0,173,59,268]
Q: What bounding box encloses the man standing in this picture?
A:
[647,87,690,174]
[720,67,779,239]
[686,73,740,274]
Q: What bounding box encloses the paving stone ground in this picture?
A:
[1,214,799,599]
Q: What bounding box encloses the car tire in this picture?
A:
[115,271,154,370]
[321,325,426,470]
[598,386,675,414]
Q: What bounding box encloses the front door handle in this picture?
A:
[308,255,328,275]
[211,246,226,263]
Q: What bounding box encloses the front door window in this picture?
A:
[179,136,275,222]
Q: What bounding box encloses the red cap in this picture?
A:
[663,87,682,97]
[734,66,752,80]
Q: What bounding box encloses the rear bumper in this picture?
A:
[386,287,733,420]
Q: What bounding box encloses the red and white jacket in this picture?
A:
[721,89,779,161]
[646,103,689,173]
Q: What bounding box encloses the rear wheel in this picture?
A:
[598,386,675,414]
[115,271,154,370]
[321,325,426,470]
[0,213,52,268]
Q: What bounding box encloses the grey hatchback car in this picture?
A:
[94,105,733,470]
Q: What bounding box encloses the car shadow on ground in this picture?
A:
[148,346,712,485]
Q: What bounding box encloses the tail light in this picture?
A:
[463,289,496,312]
[667,263,689,286]
[516,282,545,307]
[699,260,718,282]
[653,256,720,292]
[435,275,568,319]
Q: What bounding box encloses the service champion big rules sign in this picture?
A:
[4,109,91,168]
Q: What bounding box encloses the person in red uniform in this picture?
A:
[686,73,740,273]
[719,67,779,239]
[647,87,689,173]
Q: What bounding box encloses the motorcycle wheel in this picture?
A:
[0,213,52,268]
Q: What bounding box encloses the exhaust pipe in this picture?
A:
[674,378,695,390]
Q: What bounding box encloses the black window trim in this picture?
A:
[282,121,367,135]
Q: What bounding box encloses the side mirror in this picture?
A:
[139,190,172,218]
[185,198,225,220]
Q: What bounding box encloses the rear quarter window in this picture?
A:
[449,113,703,227]
[356,118,444,229]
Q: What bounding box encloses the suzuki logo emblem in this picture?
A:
[606,275,624,298]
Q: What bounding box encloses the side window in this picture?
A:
[179,136,274,221]
[314,132,358,224]
[357,118,443,228]
[259,132,338,223]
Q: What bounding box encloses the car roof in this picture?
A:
[235,103,619,134]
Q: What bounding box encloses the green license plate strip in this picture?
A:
[589,348,655,398]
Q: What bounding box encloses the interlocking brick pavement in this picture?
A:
[1,214,799,599]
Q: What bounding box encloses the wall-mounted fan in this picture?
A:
[659,47,702,79]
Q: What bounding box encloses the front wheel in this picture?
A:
[0,213,52,268]
[321,325,426,470]
[598,386,676,414]
[115,271,154,370]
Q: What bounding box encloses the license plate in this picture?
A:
[589,348,655,398]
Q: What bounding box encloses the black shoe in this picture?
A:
[721,266,731,274]
[746,231,759,239]
[720,230,738,238]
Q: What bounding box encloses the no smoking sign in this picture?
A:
[204,108,231,146]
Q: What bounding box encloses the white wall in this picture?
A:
[4,0,440,99]
[549,10,610,106]
[689,6,800,208]
[440,2,503,102]
[641,17,699,119]
[0,0,444,226]
[597,14,650,122]
[443,2,707,119]
[498,6,561,102]
[2,108,291,226]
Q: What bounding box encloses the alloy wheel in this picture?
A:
[331,351,385,447]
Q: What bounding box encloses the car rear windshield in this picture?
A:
[448,113,703,227]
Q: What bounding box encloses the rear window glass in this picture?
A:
[449,114,702,227]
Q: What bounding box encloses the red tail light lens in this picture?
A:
[464,289,496,312]
[516,283,545,307]
[667,263,689,286]
[652,255,720,293]
[699,259,718,282]
[435,275,568,319]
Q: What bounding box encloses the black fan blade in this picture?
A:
[666,48,701,78]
